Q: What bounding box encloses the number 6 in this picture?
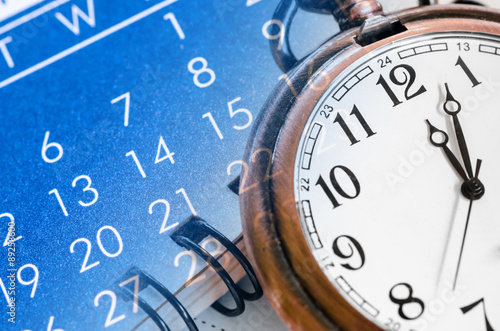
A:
[41,131,63,163]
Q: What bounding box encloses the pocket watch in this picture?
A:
[240,0,500,330]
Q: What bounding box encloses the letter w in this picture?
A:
[55,0,95,35]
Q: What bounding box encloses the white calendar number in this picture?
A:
[262,19,284,51]
[246,0,263,6]
[22,316,65,331]
[72,175,99,207]
[126,150,146,178]
[149,199,178,234]
[155,136,175,164]
[0,264,39,304]
[111,92,130,127]
[94,290,126,327]
[0,278,10,303]
[203,97,253,139]
[97,226,123,258]
[163,12,185,40]
[41,131,64,163]
[70,225,123,273]
[188,57,216,88]
[227,97,253,130]
[49,189,68,216]
[70,238,99,273]
[174,250,204,285]
[1,213,22,246]
[202,238,231,270]
[119,275,140,313]
[46,316,64,331]
[126,137,176,178]
[175,188,197,216]
[174,238,231,286]
[49,175,99,216]
[17,264,39,298]
[202,112,224,140]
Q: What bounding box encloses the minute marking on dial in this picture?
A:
[479,43,500,56]
[398,42,448,59]
[301,123,322,170]
[300,200,323,249]
[335,276,380,318]
[332,66,373,101]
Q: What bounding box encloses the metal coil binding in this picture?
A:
[113,214,263,330]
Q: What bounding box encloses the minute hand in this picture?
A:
[444,83,473,179]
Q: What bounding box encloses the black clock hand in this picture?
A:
[426,119,468,181]
[443,83,474,179]
[453,159,484,290]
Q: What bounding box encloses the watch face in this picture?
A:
[294,31,500,331]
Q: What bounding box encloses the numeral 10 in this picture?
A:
[316,165,361,209]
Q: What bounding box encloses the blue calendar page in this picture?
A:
[0,0,334,329]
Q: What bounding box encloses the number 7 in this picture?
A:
[119,275,140,313]
[461,298,494,331]
[163,13,185,40]
[111,92,130,127]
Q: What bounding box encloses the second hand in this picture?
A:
[453,159,484,290]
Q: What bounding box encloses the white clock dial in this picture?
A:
[294,31,500,331]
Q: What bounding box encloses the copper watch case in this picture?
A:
[240,5,500,331]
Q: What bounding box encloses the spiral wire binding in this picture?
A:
[116,267,198,331]
[112,190,263,330]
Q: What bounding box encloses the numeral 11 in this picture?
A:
[333,105,376,145]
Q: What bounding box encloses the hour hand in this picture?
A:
[426,119,468,181]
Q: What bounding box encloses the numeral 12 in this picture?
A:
[377,64,427,107]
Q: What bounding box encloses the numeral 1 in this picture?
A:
[202,112,224,140]
[456,56,482,87]
[334,105,376,145]
[126,150,146,178]
[377,75,402,107]
[175,188,197,216]
[163,13,185,40]
[316,175,341,208]
[49,189,68,216]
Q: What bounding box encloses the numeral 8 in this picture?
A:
[389,283,425,320]
[188,57,216,88]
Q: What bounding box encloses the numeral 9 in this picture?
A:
[332,235,365,270]
[262,19,284,51]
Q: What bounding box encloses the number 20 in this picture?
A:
[70,225,123,273]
